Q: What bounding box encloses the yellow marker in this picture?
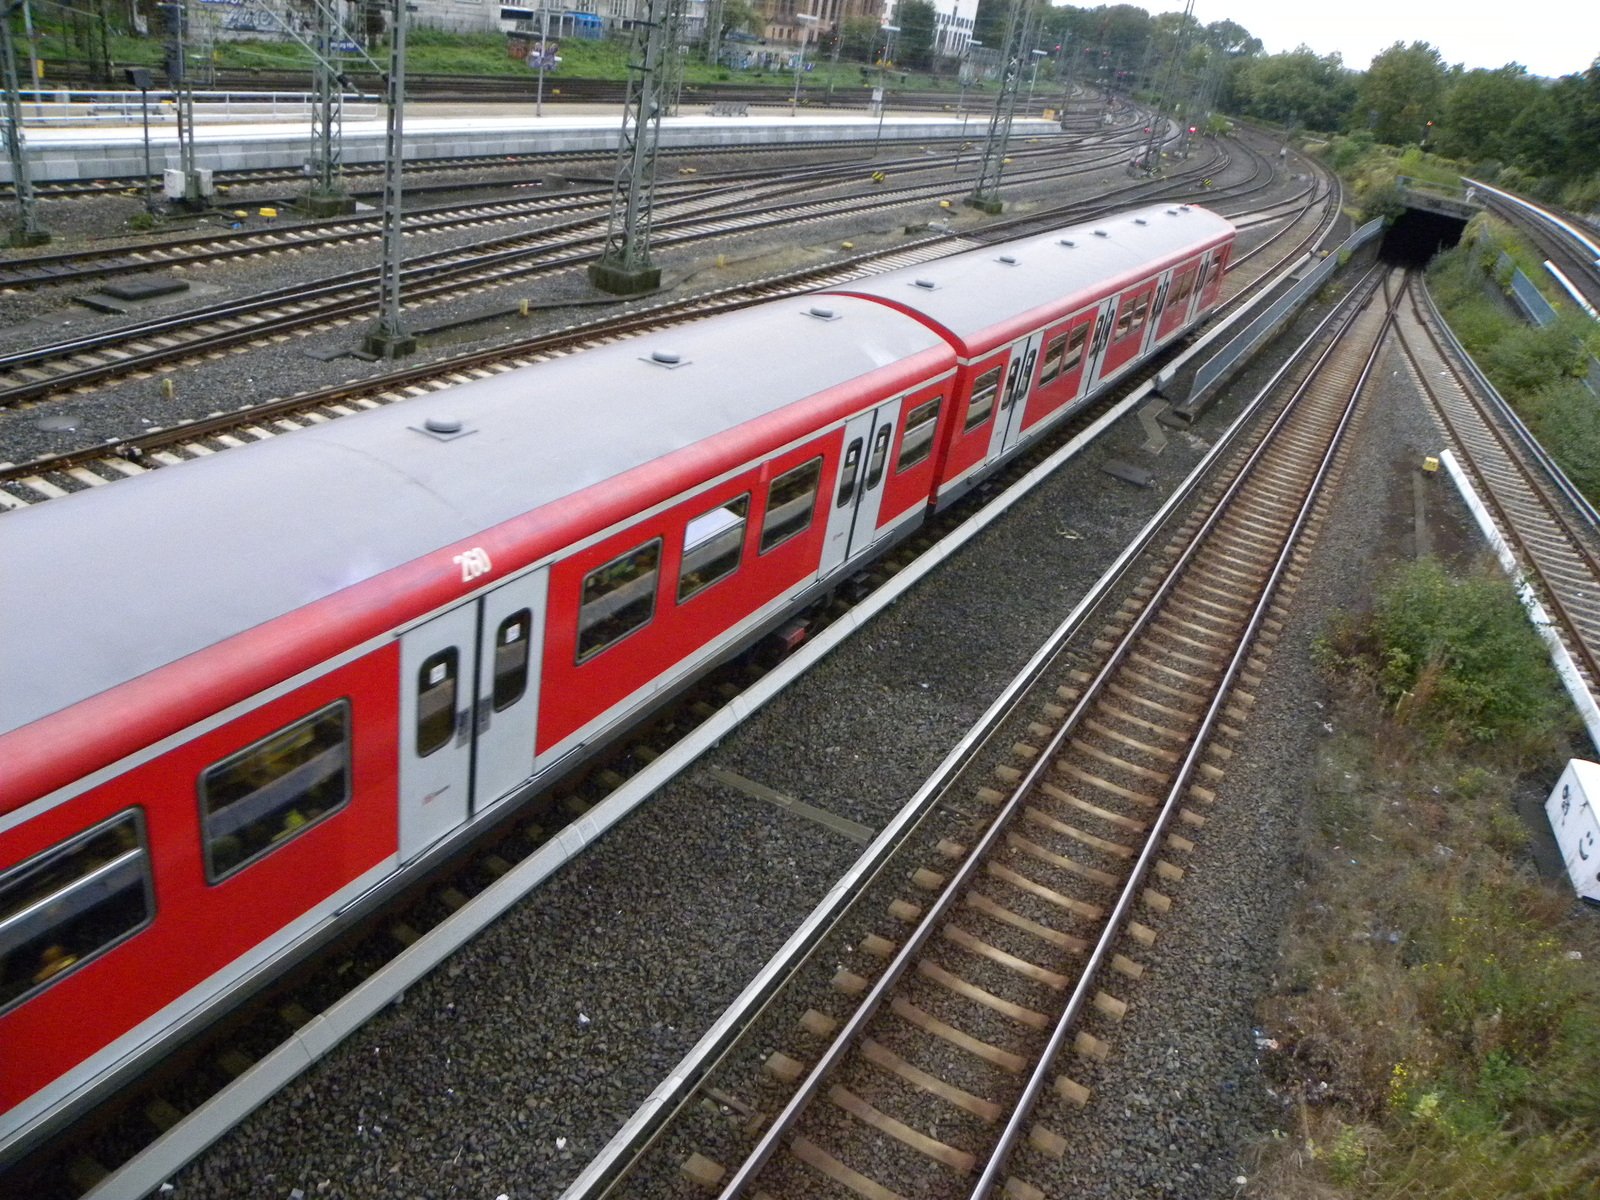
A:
[939,199,951,208]
[161,378,175,399]
[1422,455,1439,473]
[841,241,854,250]
[233,210,249,218]
[259,207,277,219]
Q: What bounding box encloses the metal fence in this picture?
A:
[1499,252,1559,326]
[1176,217,1384,418]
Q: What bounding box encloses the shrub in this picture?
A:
[1366,559,1571,755]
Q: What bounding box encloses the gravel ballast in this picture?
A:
[3,123,1383,1200]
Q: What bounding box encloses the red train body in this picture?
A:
[0,204,1234,1160]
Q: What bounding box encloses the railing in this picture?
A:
[12,88,374,125]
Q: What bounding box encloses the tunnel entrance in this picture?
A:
[1381,206,1468,266]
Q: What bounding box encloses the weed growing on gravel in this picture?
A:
[1315,558,1573,760]
[1251,560,1600,1198]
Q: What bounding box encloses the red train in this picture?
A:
[0,203,1234,1160]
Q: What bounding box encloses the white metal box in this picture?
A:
[1545,759,1600,905]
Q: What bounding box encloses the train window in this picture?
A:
[836,438,864,508]
[760,458,823,553]
[416,649,459,757]
[1040,335,1067,385]
[1063,325,1089,373]
[965,367,1001,431]
[679,495,750,601]
[1171,269,1197,307]
[578,539,662,661]
[1116,295,1149,340]
[0,811,153,1015]
[896,397,942,471]
[199,702,351,883]
[492,611,532,711]
[864,424,893,489]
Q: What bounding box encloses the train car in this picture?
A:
[822,203,1233,506]
[0,203,1234,1163]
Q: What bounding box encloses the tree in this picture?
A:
[896,0,936,69]
[1359,40,1448,146]
[1229,46,1356,132]
[839,15,881,63]
[1437,66,1546,163]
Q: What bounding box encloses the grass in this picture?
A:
[19,17,972,93]
[1251,558,1600,1197]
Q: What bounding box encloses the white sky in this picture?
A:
[1184,0,1600,79]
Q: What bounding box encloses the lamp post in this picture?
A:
[534,6,551,117]
[790,12,818,116]
[125,66,158,215]
[958,38,980,118]
[871,22,899,159]
[1027,47,1046,114]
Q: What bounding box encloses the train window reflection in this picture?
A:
[965,367,1001,431]
[492,611,532,711]
[0,810,153,1014]
[416,650,458,756]
[679,495,750,601]
[896,397,942,471]
[200,702,352,881]
[760,458,823,553]
[578,540,662,661]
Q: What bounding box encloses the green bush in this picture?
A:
[1368,559,1571,754]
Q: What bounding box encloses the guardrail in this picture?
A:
[1169,217,1385,422]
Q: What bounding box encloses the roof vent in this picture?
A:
[1179,204,1191,211]
[1134,217,1148,225]
[996,254,1019,266]
[912,278,939,290]
[1093,229,1109,238]
[645,348,689,369]
[806,304,840,321]
[1058,238,1076,248]
[413,415,474,442]
[1166,207,1180,215]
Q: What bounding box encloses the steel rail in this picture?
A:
[971,265,1392,1197]
[715,263,1388,1199]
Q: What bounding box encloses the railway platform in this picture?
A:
[5,102,1062,184]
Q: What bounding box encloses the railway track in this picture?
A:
[0,134,1148,292]
[1396,275,1600,690]
[0,139,1233,419]
[567,263,1394,1200]
[0,140,1315,511]
[0,161,1344,1199]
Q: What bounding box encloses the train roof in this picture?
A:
[822,203,1234,353]
[0,296,952,740]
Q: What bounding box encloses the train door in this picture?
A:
[821,400,900,575]
[396,568,547,863]
[1143,273,1171,352]
[1082,298,1117,390]
[988,330,1044,458]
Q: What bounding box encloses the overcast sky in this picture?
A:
[1183,0,1599,79]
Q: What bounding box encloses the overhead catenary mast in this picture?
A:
[0,0,49,246]
[363,0,416,357]
[966,0,1034,214]
[588,0,683,295]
